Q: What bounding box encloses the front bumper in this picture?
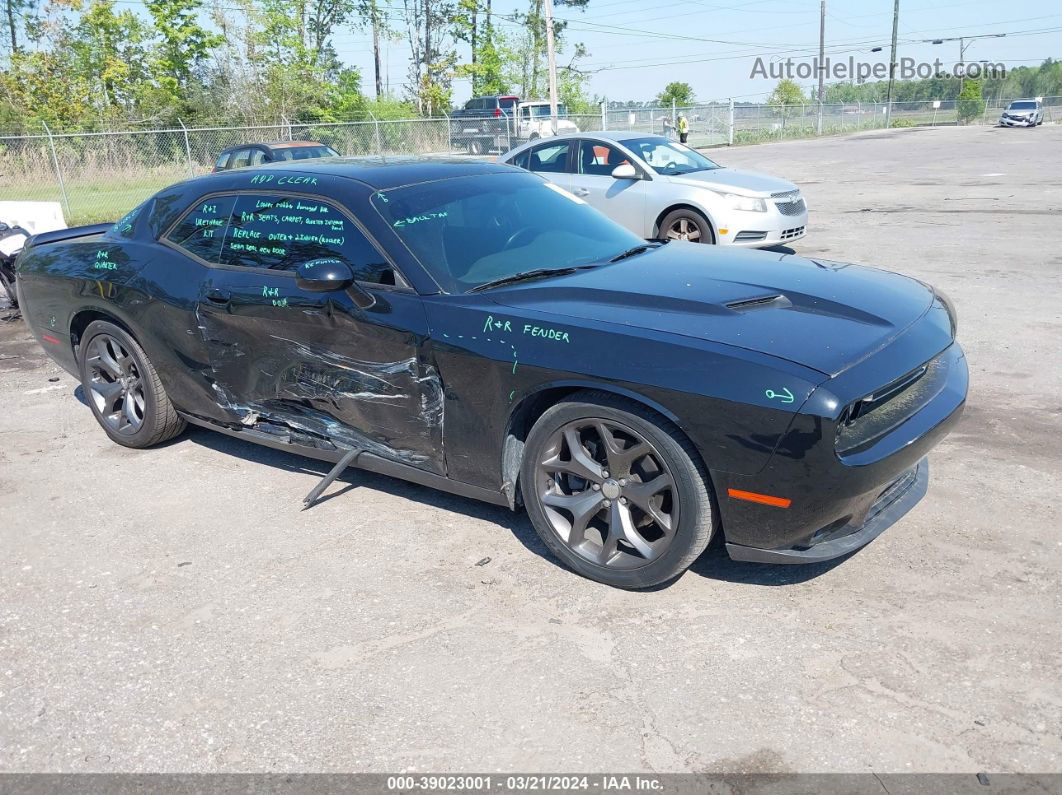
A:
[999,116,1035,127]
[713,340,967,564]
[726,459,928,563]
[717,207,809,249]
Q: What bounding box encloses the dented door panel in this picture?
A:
[195,269,444,473]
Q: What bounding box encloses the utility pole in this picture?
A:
[884,0,900,128]
[544,0,559,134]
[817,0,826,134]
[372,0,382,99]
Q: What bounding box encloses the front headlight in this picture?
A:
[722,193,767,212]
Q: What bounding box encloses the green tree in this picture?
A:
[768,78,805,127]
[656,81,694,108]
[956,78,985,124]
[144,0,222,101]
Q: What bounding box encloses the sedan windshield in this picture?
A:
[371,171,645,294]
[1007,101,1038,110]
[624,136,720,175]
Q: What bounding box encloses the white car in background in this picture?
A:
[500,131,807,248]
[999,99,1044,127]
[516,101,580,141]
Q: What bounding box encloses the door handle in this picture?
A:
[573,188,590,197]
[205,288,231,305]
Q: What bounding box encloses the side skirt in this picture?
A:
[178,411,511,508]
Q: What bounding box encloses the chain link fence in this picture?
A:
[1,97,1057,227]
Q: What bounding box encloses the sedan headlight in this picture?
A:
[721,193,767,212]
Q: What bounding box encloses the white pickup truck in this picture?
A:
[454,100,580,155]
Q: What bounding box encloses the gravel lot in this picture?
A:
[1,124,1060,774]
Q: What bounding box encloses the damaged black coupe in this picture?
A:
[16,159,967,588]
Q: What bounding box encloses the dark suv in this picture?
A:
[213,141,339,171]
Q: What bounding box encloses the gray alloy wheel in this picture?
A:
[85,333,146,436]
[536,418,678,569]
[658,208,715,244]
[521,392,715,588]
[77,320,186,448]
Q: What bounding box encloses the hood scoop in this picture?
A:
[726,294,791,311]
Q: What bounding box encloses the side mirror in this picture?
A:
[296,258,354,292]
[611,163,638,180]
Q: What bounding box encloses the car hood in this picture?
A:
[665,167,797,197]
[486,243,938,377]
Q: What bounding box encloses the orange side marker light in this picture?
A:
[727,488,792,508]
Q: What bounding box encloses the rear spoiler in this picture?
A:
[29,222,113,247]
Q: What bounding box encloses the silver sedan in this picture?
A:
[499,131,808,248]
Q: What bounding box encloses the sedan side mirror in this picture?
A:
[296,258,354,292]
[611,163,638,180]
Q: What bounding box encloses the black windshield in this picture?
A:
[371,172,643,294]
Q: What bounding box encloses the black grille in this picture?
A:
[780,226,805,240]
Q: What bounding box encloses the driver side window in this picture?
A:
[578,141,630,177]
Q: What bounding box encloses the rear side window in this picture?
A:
[164,196,238,262]
[528,141,571,174]
[215,152,231,171]
[109,202,146,238]
[249,149,267,166]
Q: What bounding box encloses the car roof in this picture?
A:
[219,141,330,154]
[202,156,521,191]
[501,130,666,158]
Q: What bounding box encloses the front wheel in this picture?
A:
[521,392,715,588]
[658,208,715,244]
[77,320,186,448]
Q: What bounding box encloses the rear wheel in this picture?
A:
[77,320,185,448]
[521,392,714,588]
[658,208,715,244]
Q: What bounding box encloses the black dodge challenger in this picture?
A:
[16,158,967,588]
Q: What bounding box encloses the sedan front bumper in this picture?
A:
[717,206,808,249]
[999,116,1036,127]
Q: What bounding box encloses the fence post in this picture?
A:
[445,113,452,152]
[368,111,382,153]
[600,100,606,131]
[728,98,734,145]
[177,118,194,178]
[41,121,71,221]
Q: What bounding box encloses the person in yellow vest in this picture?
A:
[678,114,690,144]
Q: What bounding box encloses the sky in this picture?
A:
[324,0,1062,103]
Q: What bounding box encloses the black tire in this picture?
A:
[77,320,186,449]
[657,207,715,244]
[520,391,715,588]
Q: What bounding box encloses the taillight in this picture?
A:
[493,107,501,117]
